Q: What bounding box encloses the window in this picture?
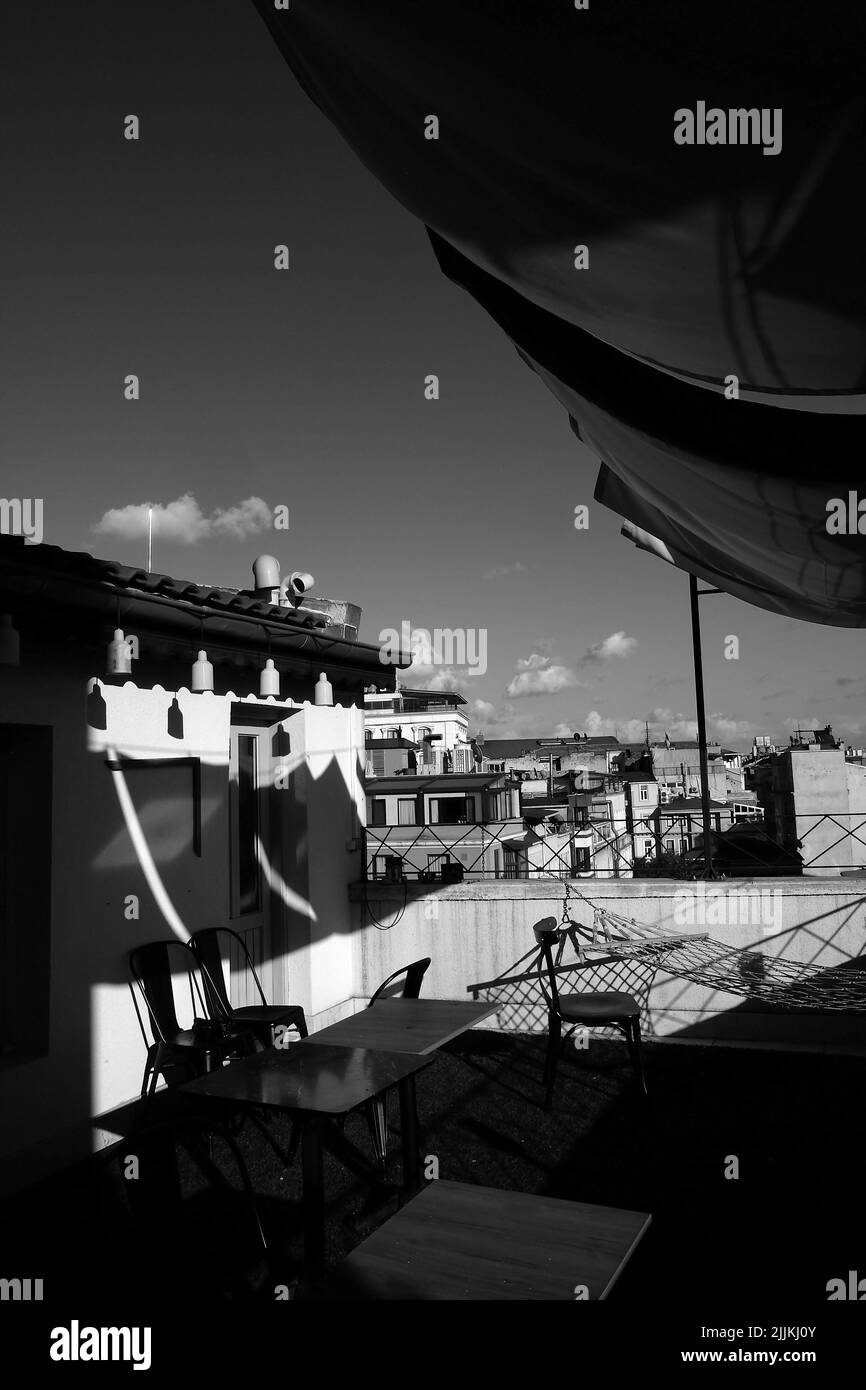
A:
[639,785,649,801]
[430,797,472,825]
[370,749,386,777]
[397,798,416,826]
[573,847,591,873]
[0,725,52,1065]
[371,855,387,877]
[368,798,387,827]
[643,838,654,857]
[427,854,440,871]
[487,761,505,773]
[665,839,674,853]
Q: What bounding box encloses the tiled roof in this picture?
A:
[0,536,330,628]
[0,535,410,676]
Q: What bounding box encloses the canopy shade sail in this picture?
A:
[252,0,866,625]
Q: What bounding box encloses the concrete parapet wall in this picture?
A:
[349,878,866,1048]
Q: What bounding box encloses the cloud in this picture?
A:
[506,653,586,697]
[782,714,819,731]
[835,676,860,687]
[210,497,274,539]
[468,699,521,736]
[708,714,757,742]
[93,493,273,543]
[582,631,637,663]
[483,561,527,581]
[405,664,465,692]
[471,699,498,722]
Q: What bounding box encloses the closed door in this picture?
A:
[228,725,273,1008]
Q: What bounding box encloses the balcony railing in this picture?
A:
[364,817,633,882]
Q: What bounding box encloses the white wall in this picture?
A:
[349,878,866,1049]
[0,660,368,1191]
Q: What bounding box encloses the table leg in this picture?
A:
[398,1075,421,1193]
[301,1116,326,1270]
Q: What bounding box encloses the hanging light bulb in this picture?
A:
[0,614,20,666]
[260,658,280,697]
[107,628,132,675]
[191,650,214,692]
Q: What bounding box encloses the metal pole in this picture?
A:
[689,573,714,878]
[147,506,153,573]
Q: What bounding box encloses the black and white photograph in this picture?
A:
[2,0,865,1367]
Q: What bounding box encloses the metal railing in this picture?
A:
[364,804,866,879]
[364,817,633,882]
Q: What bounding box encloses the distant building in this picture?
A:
[618,761,662,864]
[363,685,474,773]
[364,772,522,879]
[474,734,621,779]
[364,735,419,778]
[748,725,866,876]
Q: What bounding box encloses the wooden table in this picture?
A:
[181,1043,431,1268]
[301,997,499,1055]
[309,1179,651,1300]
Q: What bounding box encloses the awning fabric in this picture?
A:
[252,0,866,625]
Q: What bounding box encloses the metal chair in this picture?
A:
[533,921,647,1108]
[368,957,432,1007]
[364,958,432,1173]
[129,940,255,1113]
[190,927,308,1048]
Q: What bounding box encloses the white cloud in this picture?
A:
[210,496,274,539]
[708,714,756,742]
[483,561,527,581]
[582,631,638,662]
[782,714,819,731]
[470,699,498,722]
[506,653,585,698]
[93,493,273,544]
[469,699,521,736]
[405,663,465,692]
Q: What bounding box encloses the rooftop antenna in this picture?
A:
[147,505,153,573]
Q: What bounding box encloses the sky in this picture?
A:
[2,0,864,752]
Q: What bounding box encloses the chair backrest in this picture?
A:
[190,927,268,1017]
[129,940,205,1044]
[532,918,563,1012]
[368,957,432,1007]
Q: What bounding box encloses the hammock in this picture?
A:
[468,883,866,1014]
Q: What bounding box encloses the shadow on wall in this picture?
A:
[465,908,866,1049]
[0,681,367,1193]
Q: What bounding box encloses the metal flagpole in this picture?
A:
[147,506,153,573]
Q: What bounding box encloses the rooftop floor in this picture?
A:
[3,1032,861,1312]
